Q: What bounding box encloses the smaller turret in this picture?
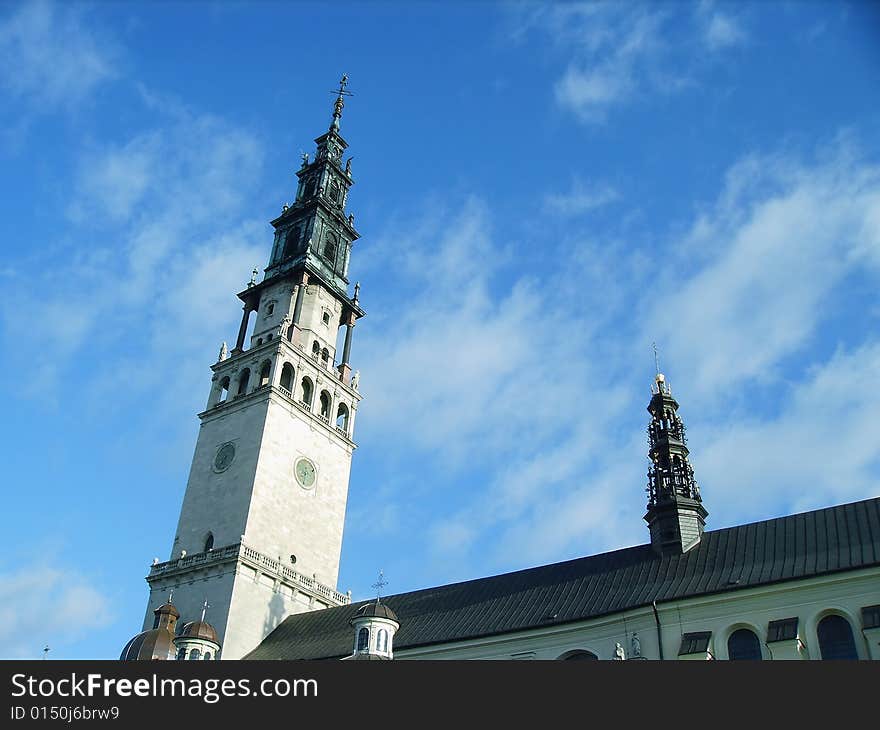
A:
[644,372,708,556]
[346,602,400,660]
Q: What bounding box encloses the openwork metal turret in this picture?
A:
[644,373,707,555]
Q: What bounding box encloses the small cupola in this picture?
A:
[172,600,221,660]
[348,601,400,660]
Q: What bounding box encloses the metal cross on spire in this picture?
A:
[652,342,660,375]
[167,589,174,604]
[330,73,353,131]
[371,570,388,603]
[200,599,210,623]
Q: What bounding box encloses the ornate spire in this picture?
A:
[644,370,707,555]
[329,74,352,133]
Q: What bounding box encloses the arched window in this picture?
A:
[188,648,201,660]
[237,368,250,396]
[377,629,388,652]
[312,340,320,358]
[336,403,349,432]
[203,651,213,661]
[558,650,598,660]
[218,376,230,404]
[280,363,294,393]
[176,647,186,660]
[727,628,762,660]
[259,360,271,388]
[818,615,858,660]
[357,627,369,652]
[330,180,340,203]
[301,377,313,408]
[282,227,299,259]
[204,533,214,552]
[320,391,331,419]
[323,235,337,263]
[321,347,329,364]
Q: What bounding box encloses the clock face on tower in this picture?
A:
[295,457,317,488]
[213,442,236,472]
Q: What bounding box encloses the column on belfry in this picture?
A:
[232,304,252,354]
[291,272,309,344]
[337,311,356,384]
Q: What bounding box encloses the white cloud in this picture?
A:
[5,108,267,410]
[0,564,112,658]
[697,341,880,523]
[704,12,746,50]
[544,178,619,216]
[353,137,880,578]
[643,142,880,399]
[0,0,118,109]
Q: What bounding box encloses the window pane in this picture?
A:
[818,615,858,660]
[728,629,762,660]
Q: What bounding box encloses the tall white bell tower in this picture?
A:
[137,77,365,659]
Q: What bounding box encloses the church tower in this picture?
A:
[136,77,364,659]
[644,372,707,555]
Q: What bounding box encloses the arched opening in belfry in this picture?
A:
[320,391,331,419]
[377,629,388,652]
[336,403,349,432]
[259,360,272,388]
[280,363,294,393]
[282,226,299,260]
[219,376,230,404]
[244,309,257,350]
[323,235,337,264]
[237,369,250,396]
[204,532,214,552]
[301,377,313,408]
[321,347,329,365]
[312,340,321,358]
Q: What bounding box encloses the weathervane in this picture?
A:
[371,570,388,603]
[652,341,660,375]
[168,589,174,604]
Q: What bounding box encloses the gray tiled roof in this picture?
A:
[244,496,880,659]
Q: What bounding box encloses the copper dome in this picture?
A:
[351,601,399,623]
[119,628,175,661]
[178,621,219,644]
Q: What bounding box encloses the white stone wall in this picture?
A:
[171,398,268,558]
[298,284,344,363]
[394,567,880,660]
[244,394,353,588]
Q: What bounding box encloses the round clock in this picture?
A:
[213,442,236,472]
[294,457,317,488]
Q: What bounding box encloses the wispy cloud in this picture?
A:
[544,178,619,216]
[0,0,118,109]
[0,563,112,658]
[4,106,267,415]
[352,135,880,582]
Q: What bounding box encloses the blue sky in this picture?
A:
[1,1,879,659]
